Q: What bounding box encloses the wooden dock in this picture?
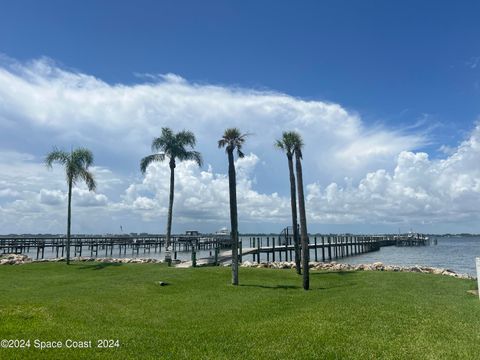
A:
[181,233,431,267]
[0,234,230,260]
[0,232,430,264]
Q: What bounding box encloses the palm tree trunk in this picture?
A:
[287,153,301,275]
[295,152,309,290]
[66,177,72,265]
[227,149,239,285]
[166,158,175,266]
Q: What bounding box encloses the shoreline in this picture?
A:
[1,253,476,280]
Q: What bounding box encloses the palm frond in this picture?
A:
[67,162,79,184]
[151,137,166,152]
[140,153,166,174]
[79,169,96,191]
[144,128,200,172]
[180,150,203,167]
[45,147,69,168]
[219,128,249,154]
[291,131,304,157]
[46,146,97,192]
[276,131,303,155]
[176,130,196,148]
[223,128,241,139]
[151,127,173,152]
[72,148,94,168]
[274,139,285,151]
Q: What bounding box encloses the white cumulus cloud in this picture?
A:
[1,56,480,233]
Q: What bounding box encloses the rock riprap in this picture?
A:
[0,254,32,265]
[240,260,475,280]
[0,253,475,280]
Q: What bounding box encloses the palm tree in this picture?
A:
[293,134,310,290]
[218,128,248,286]
[45,147,96,265]
[140,128,202,265]
[275,131,302,275]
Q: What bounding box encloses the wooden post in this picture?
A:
[322,236,325,262]
[266,237,270,262]
[334,236,337,259]
[328,236,332,261]
[314,236,318,262]
[257,237,261,263]
[277,236,281,261]
[239,241,243,263]
[289,235,293,261]
[191,247,196,267]
[272,237,276,262]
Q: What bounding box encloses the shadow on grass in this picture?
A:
[76,262,123,270]
[237,272,360,291]
[239,284,301,290]
[308,271,359,291]
[310,270,358,277]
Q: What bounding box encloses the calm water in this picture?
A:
[9,236,480,276]
[335,236,480,276]
[241,236,480,276]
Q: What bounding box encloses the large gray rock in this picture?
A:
[0,254,32,265]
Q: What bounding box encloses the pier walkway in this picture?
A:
[179,233,431,267]
[1,233,431,265]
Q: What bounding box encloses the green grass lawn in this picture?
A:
[0,263,479,359]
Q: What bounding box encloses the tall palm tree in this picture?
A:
[293,134,310,290]
[140,128,202,265]
[218,128,248,286]
[45,147,96,265]
[275,131,302,275]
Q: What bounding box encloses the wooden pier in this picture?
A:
[180,232,431,267]
[0,232,430,264]
[0,234,230,260]
[242,233,430,264]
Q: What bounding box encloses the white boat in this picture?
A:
[215,227,229,235]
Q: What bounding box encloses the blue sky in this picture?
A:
[1,1,480,234]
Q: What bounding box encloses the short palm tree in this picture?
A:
[218,128,248,286]
[45,147,96,265]
[275,131,302,275]
[293,134,310,290]
[140,128,202,265]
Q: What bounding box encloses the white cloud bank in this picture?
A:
[0,57,425,183]
[0,56,480,233]
[307,125,480,226]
